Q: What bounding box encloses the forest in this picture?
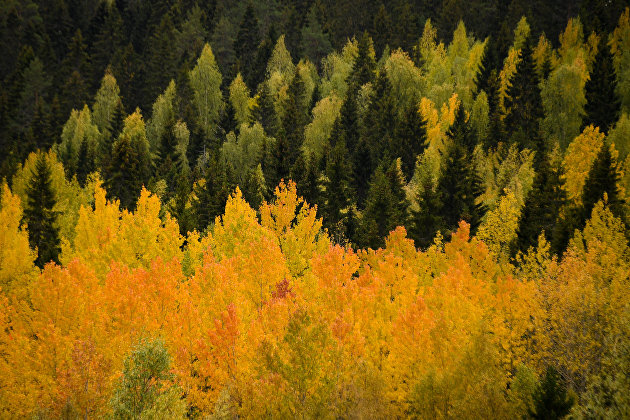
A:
[1,0,630,418]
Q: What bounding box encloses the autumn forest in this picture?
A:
[1,0,630,418]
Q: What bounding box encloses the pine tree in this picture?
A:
[503,35,544,150]
[23,153,61,268]
[329,90,360,153]
[292,152,320,208]
[322,139,355,244]
[144,12,178,111]
[475,37,502,149]
[106,133,142,210]
[514,157,566,255]
[583,37,621,134]
[361,70,395,169]
[348,32,376,91]
[194,152,231,231]
[409,177,444,249]
[530,366,574,420]
[371,3,392,57]
[251,81,279,137]
[250,25,278,92]
[76,137,95,187]
[90,3,124,87]
[391,103,428,181]
[357,165,394,249]
[234,4,261,91]
[300,5,332,69]
[437,107,486,236]
[279,71,309,170]
[582,142,625,223]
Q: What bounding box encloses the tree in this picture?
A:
[503,35,544,150]
[23,153,61,268]
[189,44,225,151]
[530,366,574,420]
[322,139,355,243]
[251,80,279,137]
[583,37,621,134]
[515,157,566,255]
[105,110,152,210]
[234,4,261,90]
[409,177,444,249]
[300,5,332,69]
[348,32,376,91]
[582,142,625,224]
[391,102,428,181]
[110,337,185,419]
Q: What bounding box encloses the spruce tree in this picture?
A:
[292,152,320,209]
[234,4,261,91]
[361,70,395,169]
[503,35,544,150]
[582,142,625,223]
[583,37,621,134]
[281,71,309,166]
[391,103,428,181]
[322,139,355,244]
[106,134,142,210]
[251,81,279,137]
[300,5,332,69]
[530,366,574,420]
[409,178,444,249]
[194,152,231,231]
[357,165,394,249]
[250,25,278,92]
[76,137,95,187]
[23,153,61,268]
[348,32,376,91]
[514,157,566,255]
[437,106,486,236]
[330,89,360,153]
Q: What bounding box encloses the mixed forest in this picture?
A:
[1,0,630,418]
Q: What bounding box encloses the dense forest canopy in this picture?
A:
[1,0,630,418]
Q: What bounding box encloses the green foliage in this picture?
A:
[583,37,621,134]
[530,366,575,420]
[110,337,185,419]
[23,153,60,268]
[189,44,224,146]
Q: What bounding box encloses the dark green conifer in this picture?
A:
[582,142,625,223]
[583,38,621,134]
[530,366,574,420]
[234,4,261,90]
[503,35,544,150]
[409,178,444,249]
[391,103,428,181]
[322,139,355,244]
[23,153,61,268]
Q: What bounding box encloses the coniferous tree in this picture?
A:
[280,71,309,167]
[250,25,278,91]
[475,37,502,149]
[76,137,95,187]
[437,106,486,236]
[23,153,60,268]
[503,35,544,150]
[106,133,142,210]
[322,139,355,244]
[514,157,566,255]
[409,177,444,249]
[530,366,575,420]
[300,5,332,69]
[292,152,320,208]
[371,4,392,57]
[251,81,279,137]
[90,3,124,87]
[583,37,621,134]
[348,32,376,91]
[143,12,178,110]
[391,103,428,181]
[194,152,231,231]
[234,4,261,90]
[357,165,394,249]
[581,142,625,224]
[362,70,395,169]
[330,89,360,153]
